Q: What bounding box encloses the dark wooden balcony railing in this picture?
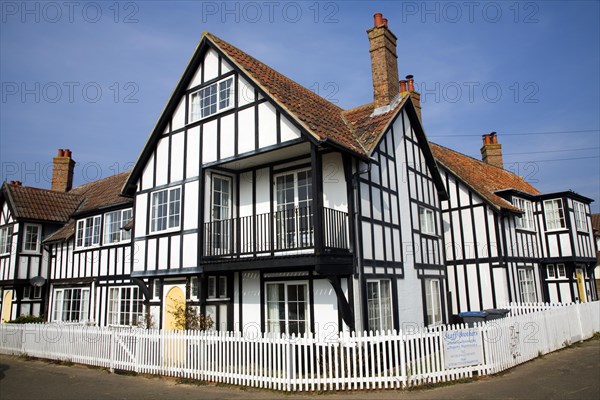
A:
[203,206,349,258]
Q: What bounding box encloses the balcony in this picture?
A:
[203,206,349,259]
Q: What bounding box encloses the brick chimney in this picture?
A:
[367,13,400,108]
[51,148,75,192]
[481,132,503,169]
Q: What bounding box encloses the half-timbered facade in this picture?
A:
[122,14,448,335]
[431,135,597,320]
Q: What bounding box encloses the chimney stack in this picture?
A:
[51,148,75,192]
[367,12,400,108]
[481,132,503,169]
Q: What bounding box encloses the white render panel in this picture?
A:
[322,153,347,212]
[182,233,198,268]
[135,193,148,237]
[373,225,384,261]
[183,181,199,231]
[237,107,255,154]
[221,58,233,73]
[466,264,480,310]
[203,48,219,82]
[141,154,154,191]
[456,266,468,311]
[258,102,277,148]
[254,168,270,215]
[493,268,509,306]
[241,271,261,329]
[239,172,253,218]
[186,126,201,178]
[280,114,301,142]
[172,97,186,131]
[548,284,559,303]
[132,240,145,271]
[146,239,157,271]
[560,234,572,257]
[361,222,373,260]
[170,237,181,269]
[155,138,169,186]
[170,132,185,182]
[158,237,169,269]
[396,276,424,325]
[220,113,235,159]
[202,119,218,164]
[313,279,341,339]
[237,76,254,107]
[188,63,203,89]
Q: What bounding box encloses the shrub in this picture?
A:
[8,315,45,324]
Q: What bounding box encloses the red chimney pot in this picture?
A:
[57,148,65,157]
[400,80,407,93]
[382,18,388,27]
[64,149,72,158]
[406,75,415,92]
[373,12,384,27]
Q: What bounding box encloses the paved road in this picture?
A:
[1,337,599,400]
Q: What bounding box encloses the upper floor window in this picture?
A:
[514,198,534,230]
[544,199,565,230]
[22,224,41,253]
[104,209,133,244]
[150,187,181,233]
[573,201,587,232]
[0,226,13,255]
[419,207,435,235]
[76,216,101,249]
[190,76,234,121]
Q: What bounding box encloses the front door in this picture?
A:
[1,290,12,323]
[576,268,587,302]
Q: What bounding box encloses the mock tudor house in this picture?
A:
[1,14,597,330]
[121,14,448,336]
[431,134,597,318]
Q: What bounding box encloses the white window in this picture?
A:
[190,76,234,121]
[547,265,555,279]
[0,226,14,255]
[517,269,537,303]
[557,263,566,278]
[266,282,308,335]
[52,288,90,322]
[22,224,41,253]
[425,279,443,326]
[514,198,534,230]
[76,216,101,249]
[274,169,313,249]
[544,199,565,230]
[574,201,587,231]
[210,175,232,253]
[150,187,181,233]
[104,209,133,244]
[419,207,436,235]
[367,280,393,332]
[107,287,144,326]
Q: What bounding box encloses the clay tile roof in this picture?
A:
[206,33,368,156]
[429,142,540,212]
[69,172,132,214]
[45,219,76,242]
[4,184,83,223]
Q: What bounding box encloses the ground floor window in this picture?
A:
[367,280,393,332]
[52,288,90,322]
[518,269,537,303]
[107,286,144,326]
[266,282,308,335]
[425,278,443,326]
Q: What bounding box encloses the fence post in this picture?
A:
[109,330,115,373]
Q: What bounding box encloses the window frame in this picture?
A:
[265,281,309,335]
[103,208,133,245]
[75,216,102,249]
[514,197,534,231]
[418,206,436,235]
[189,76,235,122]
[207,275,228,300]
[517,269,537,303]
[425,278,443,326]
[52,287,90,323]
[0,225,14,255]
[107,286,144,326]
[22,223,41,253]
[544,199,566,231]
[546,264,556,279]
[366,279,393,332]
[573,201,587,232]
[150,186,182,234]
[557,263,566,278]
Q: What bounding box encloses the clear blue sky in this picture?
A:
[1,1,599,212]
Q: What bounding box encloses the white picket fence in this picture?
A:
[1,301,598,391]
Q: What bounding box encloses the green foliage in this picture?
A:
[8,315,45,324]
[167,300,214,331]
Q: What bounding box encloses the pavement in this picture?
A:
[1,337,599,400]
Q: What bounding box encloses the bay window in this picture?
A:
[544,199,565,230]
[514,198,534,230]
[574,201,587,231]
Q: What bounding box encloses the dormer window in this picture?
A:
[544,199,565,230]
[76,216,101,249]
[104,209,133,244]
[190,76,234,121]
[22,224,41,253]
[514,198,534,230]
